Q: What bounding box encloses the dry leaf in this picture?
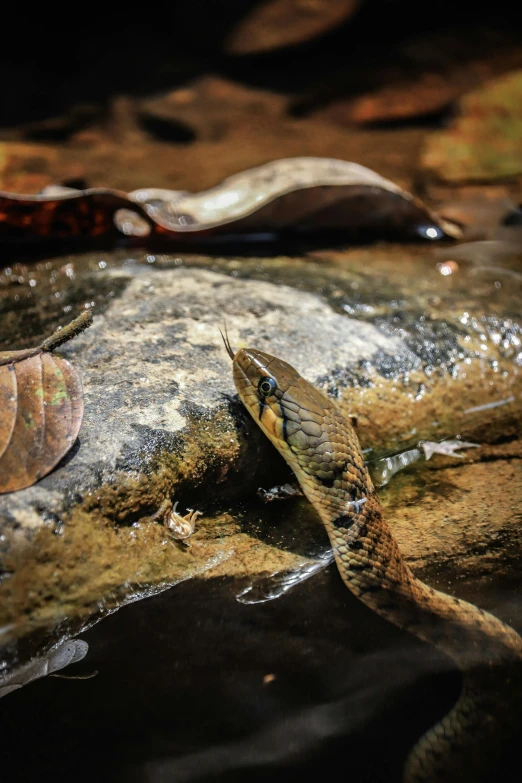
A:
[136,157,461,238]
[224,0,360,55]
[0,312,92,494]
[0,157,461,242]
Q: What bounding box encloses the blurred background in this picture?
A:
[1,0,521,200]
[1,6,522,783]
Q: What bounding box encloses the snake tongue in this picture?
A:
[219,325,235,360]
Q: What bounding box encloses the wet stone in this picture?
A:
[0,252,520,653]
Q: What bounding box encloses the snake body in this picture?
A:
[230,345,522,782]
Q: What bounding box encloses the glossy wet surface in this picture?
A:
[3,562,522,783]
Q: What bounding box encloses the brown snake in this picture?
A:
[228,341,522,782]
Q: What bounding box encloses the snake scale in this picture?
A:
[227,340,522,782]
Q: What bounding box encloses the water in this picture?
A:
[2,560,522,783]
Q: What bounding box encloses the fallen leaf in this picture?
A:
[224,0,360,55]
[0,188,148,240]
[0,157,461,242]
[0,312,92,494]
[137,157,460,238]
[313,36,522,126]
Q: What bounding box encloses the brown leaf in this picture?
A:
[0,157,461,242]
[134,157,462,239]
[0,188,150,240]
[0,312,92,494]
[224,0,360,55]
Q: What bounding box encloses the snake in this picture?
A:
[225,337,522,782]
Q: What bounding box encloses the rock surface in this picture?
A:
[0,250,521,654]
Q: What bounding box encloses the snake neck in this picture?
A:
[318,491,522,669]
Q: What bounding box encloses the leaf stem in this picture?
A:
[40,311,93,352]
[0,311,93,366]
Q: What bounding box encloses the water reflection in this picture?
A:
[2,567,521,783]
[236,549,334,605]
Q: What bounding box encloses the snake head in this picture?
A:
[232,348,294,445]
[232,347,368,516]
[232,347,333,462]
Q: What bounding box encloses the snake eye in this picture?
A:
[258,376,277,398]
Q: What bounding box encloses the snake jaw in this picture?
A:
[233,349,292,454]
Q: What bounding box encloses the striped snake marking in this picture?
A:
[228,343,522,782]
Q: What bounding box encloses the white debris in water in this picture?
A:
[371,448,422,487]
[371,439,481,486]
[0,639,89,699]
[421,440,481,460]
[236,549,335,605]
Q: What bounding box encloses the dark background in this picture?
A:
[2,1,521,125]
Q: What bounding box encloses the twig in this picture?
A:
[0,311,93,366]
[40,311,93,352]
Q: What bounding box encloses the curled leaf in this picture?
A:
[135,157,461,238]
[0,312,92,494]
[0,157,461,242]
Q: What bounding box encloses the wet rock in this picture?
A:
[0,264,411,643]
[0,252,520,650]
[422,70,522,182]
[383,436,522,577]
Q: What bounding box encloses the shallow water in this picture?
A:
[2,551,522,783]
